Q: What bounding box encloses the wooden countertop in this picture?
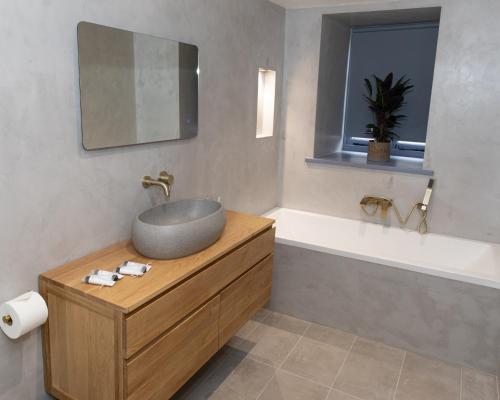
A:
[40,210,274,313]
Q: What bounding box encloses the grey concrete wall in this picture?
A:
[0,1,284,399]
[270,243,500,375]
[314,16,350,157]
[279,0,500,243]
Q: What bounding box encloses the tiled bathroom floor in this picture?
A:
[173,309,499,400]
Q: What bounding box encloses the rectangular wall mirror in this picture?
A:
[77,22,199,150]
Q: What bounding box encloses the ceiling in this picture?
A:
[268,0,384,9]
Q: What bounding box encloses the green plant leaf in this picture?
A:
[383,72,393,89]
[364,79,373,97]
[363,72,412,142]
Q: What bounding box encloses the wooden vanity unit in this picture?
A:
[39,211,275,400]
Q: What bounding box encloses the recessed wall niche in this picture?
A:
[256,68,277,138]
[314,7,441,160]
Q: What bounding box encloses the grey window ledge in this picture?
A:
[305,152,434,176]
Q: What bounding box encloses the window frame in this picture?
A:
[341,22,438,160]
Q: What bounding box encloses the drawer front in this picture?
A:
[125,228,275,357]
[219,255,273,346]
[125,297,219,400]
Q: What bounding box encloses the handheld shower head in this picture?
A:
[420,179,434,211]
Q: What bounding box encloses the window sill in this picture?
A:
[305,152,434,176]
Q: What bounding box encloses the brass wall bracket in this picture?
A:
[2,315,13,326]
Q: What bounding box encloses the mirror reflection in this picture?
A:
[77,22,198,150]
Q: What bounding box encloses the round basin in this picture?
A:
[132,199,226,259]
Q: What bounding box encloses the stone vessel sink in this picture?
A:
[132,199,226,259]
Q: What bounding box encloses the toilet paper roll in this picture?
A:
[0,291,48,339]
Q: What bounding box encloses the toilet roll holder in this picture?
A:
[2,315,13,326]
[0,291,49,340]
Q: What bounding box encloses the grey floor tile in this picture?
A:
[175,313,498,400]
[226,320,262,350]
[219,357,275,399]
[304,323,356,350]
[394,352,460,400]
[282,337,349,386]
[252,308,271,322]
[172,367,212,399]
[262,311,310,335]
[258,370,330,400]
[172,349,226,399]
[232,324,301,367]
[209,385,245,400]
[173,347,246,399]
[461,368,498,400]
[327,389,362,400]
[334,338,404,400]
[236,319,261,339]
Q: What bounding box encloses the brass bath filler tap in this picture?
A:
[360,179,434,234]
[142,171,174,200]
[359,196,393,219]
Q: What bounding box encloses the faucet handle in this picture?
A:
[142,176,153,188]
[158,171,174,186]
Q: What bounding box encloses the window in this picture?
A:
[342,22,439,158]
[256,68,276,138]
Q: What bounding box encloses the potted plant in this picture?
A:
[364,73,413,162]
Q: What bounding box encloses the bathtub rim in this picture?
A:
[264,207,500,290]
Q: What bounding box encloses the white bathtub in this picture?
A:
[265,207,500,290]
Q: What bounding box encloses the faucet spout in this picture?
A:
[142,177,170,198]
[142,171,174,200]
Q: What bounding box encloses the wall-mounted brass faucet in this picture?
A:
[360,179,434,234]
[142,171,174,200]
[359,196,393,219]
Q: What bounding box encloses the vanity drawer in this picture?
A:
[125,296,219,400]
[219,254,273,345]
[125,228,275,357]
